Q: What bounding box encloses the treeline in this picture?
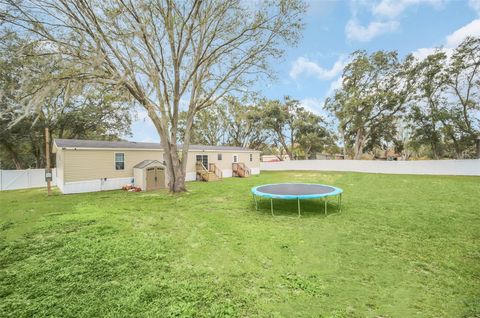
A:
[183,36,480,160]
[0,33,133,169]
[178,96,338,160]
[1,32,478,169]
[328,36,479,160]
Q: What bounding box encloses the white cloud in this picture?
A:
[469,0,480,15]
[411,47,454,60]
[345,19,399,42]
[326,76,343,97]
[372,0,445,19]
[412,19,480,61]
[345,0,446,43]
[299,97,334,119]
[445,19,480,48]
[299,76,344,118]
[289,55,346,81]
[411,47,439,60]
[299,98,323,114]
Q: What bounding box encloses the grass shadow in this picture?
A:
[251,197,341,218]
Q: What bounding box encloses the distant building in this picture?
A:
[261,154,290,162]
[315,153,345,160]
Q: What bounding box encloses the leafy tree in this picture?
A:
[0,33,132,169]
[260,96,332,159]
[222,96,268,149]
[260,96,299,160]
[3,0,305,192]
[407,37,480,159]
[445,36,480,157]
[326,51,416,159]
[178,104,228,146]
[178,96,269,149]
[295,110,332,159]
[407,51,448,159]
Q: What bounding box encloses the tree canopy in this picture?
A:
[0,32,133,169]
[3,0,306,191]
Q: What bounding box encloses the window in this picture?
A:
[233,154,238,163]
[115,153,125,170]
[218,153,222,161]
[196,154,208,168]
[250,153,253,162]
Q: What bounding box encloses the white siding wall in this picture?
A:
[62,177,133,194]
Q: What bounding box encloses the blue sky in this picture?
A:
[130,0,480,142]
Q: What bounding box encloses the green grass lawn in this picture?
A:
[0,171,479,317]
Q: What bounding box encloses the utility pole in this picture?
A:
[45,127,52,196]
[476,136,480,159]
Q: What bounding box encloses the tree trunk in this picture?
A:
[277,131,293,160]
[154,106,197,193]
[353,128,365,160]
[304,145,311,160]
[431,141,439,160]
[161,140,187,193]
[339,127,347,159]
[2,143,23,169]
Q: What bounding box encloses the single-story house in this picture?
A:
[52,139,260,194]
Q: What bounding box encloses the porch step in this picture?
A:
[207,172,220,181]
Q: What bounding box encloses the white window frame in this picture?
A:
[218,153,222,161]
[196,154,208,168]
[233,154,238,163]
[114,152,125,170]
[249,153,253,162]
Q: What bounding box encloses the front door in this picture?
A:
[146,167,165,191]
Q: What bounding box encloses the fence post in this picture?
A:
[476,136,480,159]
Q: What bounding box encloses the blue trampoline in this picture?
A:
[251,183,343,217]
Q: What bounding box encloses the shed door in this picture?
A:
[146,167,165,191]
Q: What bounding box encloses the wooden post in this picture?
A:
[476,136,480,159]
[45,127,51,196]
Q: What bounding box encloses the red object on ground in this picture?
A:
[122,184,142,192]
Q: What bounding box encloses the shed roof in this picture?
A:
[133,160,165,169]
[53,138,259,152]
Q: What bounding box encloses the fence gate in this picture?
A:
[0,169,57,191]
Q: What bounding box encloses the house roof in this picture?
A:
[133,160,164,169]
[53,138,259,152]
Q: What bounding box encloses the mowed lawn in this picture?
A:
[0,171,479,317]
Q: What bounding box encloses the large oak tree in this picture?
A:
[325,51,416,159]
[3,0,305,191]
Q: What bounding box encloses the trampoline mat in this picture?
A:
[256,183,336,196]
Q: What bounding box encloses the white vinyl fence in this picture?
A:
[261,160,480,176]
[0,169,57,191]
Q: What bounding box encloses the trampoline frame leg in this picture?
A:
[253,193,342,217]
